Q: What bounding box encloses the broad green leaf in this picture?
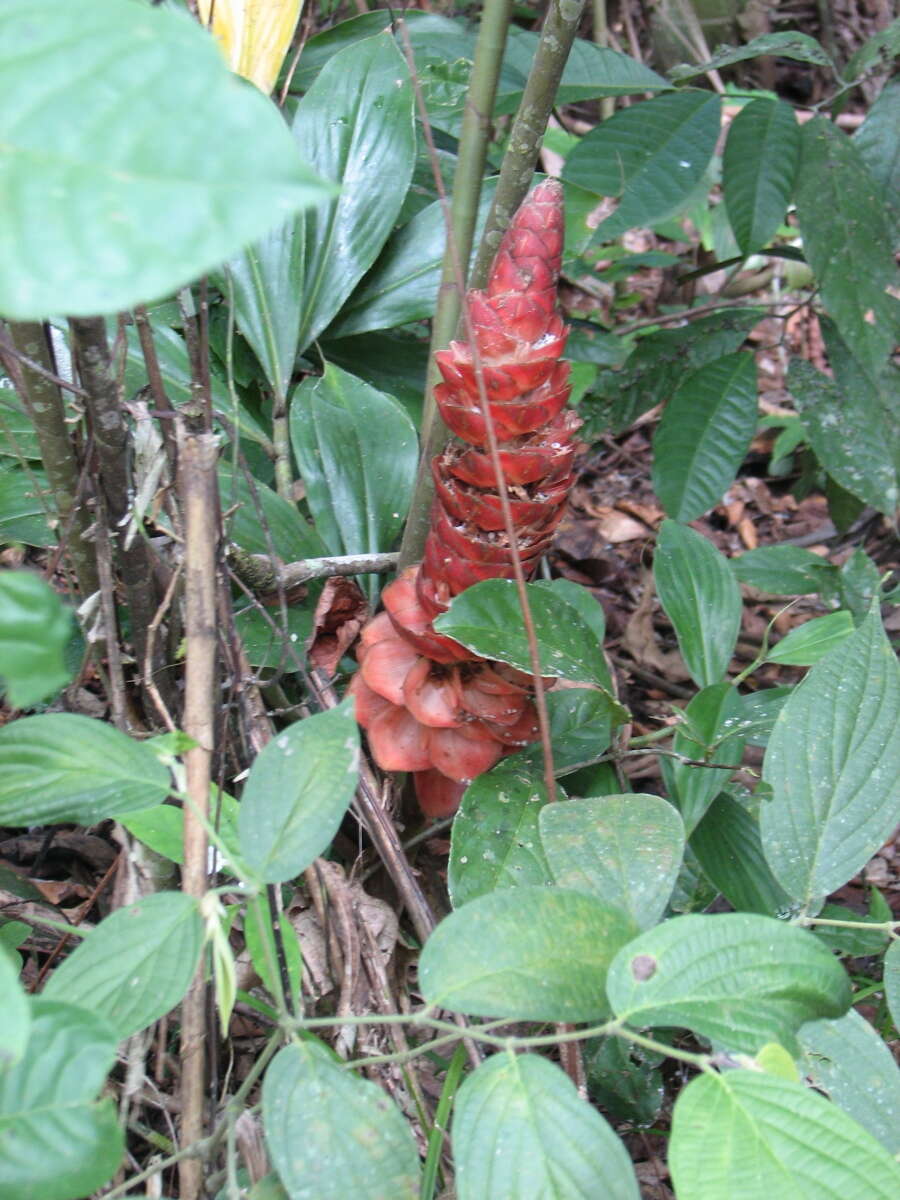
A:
[672,683,745,834]
[289,34,416,353]
[0,952,28,1071]
[434,580,614,692]
[799,1010,900,1153]
[237,700,359,883]
[0,571,73,708]
[0,467,54,547]
[563,91,721,243]
[691,796,793,916]
[539,794,684,929]
[320,331,429,428]
[0,0,333,319]
[0,713,171,826]
[723,99,800,255]
[652,352,758,522]
[45,893,203,1039]
[761,606,900,905]
[735,686,793,747]
[654,520,743,687]
[884,940,900,1033]
[795,118,898,380]
[730,545,837,595]
[233,605,319,672]
[120,788,241,867]
[512,687,616,777]
[448,763,552,909]
[669,1070,900,1200]
[606,912,851,1054]
[788,358,898,515]
[766,610,855,666]
[289,362,418,600]
[219,462,328,561]
[669,32,834,80]
[0,999,122,1200]
[419,887,637,1022]
[0,393,40,459]
[453,1052,640,1200]
[584,1036,664,1127]
[262,1040,419,1200]
[812,900,891,957]
[855,76,900,247]
[583,308,762,438]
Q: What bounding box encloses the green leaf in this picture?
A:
[219,463,328,562]
[842,18,900,81]
[0,467,53,547]
[120,788,241,867]
[788,358,898,515]
[509,688,616,779]
[672,683,745,834]
[584,1037,664,1127]
[448,763,552,909]
[320,331,428,428]
[419,887,637,1022]
[262,1040,419,1200]
[44,893,203,1039]
[237,700,359,883]
[723,99,800,255]
[0,571,73,708]
[506,29,669,108]
[0,999,122,1200]
[761,606,900,905]
[433,580,614,692]
[798,1010,900,1153]
[245,895,302,1007]
[539,794,684,929]
[453,1052,640,1200]
[730,545,837,595]
[669,32,834,80]
[654,520,743,687]
[812,901,890,957]
[884,940,900,1033]
[233,605,319,673]
[669,1070,900,1200]
[766,610,855,666]
[0,951,28,1071]
[652,352,758,522]
[0,713,171,826]
[0,0,334,320]
[289,34,416,353]
[289,362,418,600]
[691,795,793,916]
[606,912,851,1054]
[563,91,721,243]
[854,76,900,248]
[795,118,899,381]
[0,393,40,459]
[735,686,794,747]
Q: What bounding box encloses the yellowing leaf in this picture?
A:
[198,0,304,95]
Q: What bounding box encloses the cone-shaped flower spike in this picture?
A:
[350,180,580,816]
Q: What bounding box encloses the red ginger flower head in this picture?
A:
[350,180,579,817]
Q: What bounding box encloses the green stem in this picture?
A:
[420,1042,467,1200]
[469,0,588,290]
[794,916,900,934]
[398,0,514,568]
[592,0,614,120]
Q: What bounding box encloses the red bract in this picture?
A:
[350,180,579,817]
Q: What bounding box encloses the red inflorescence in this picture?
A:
[349,179,580,817]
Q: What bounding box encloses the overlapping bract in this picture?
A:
[350,180,580,816]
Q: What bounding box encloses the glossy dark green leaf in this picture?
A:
[766,611,855,666]
[788,358,898,515]
[320,331,429,428]
[434,580,614,692]
[854,76,900,247]
[0,951,28,1071]
[0,0,333,319]
[453,1052,640,1200]
[607,912,851,1054]
[539,794,684,929]
[219,463,327,561]
[419,887,637,1022]
[0,393,40,459]
[584,1036,664,1127]
[448,763,552,909]
[691,795,793,915]
[0,571,73,708]
[563,91,721,242]
[672,683,745,834]
[0,467,54,547]
[237,700,359,883]
[730,545,838,595]
[670,1070,900,1200]
[723,99,800,255]
[289,34,415,353]
[654,520,743,687]
[0,713,171,827]
[652,352,758,521]
[0,999,122,1200]
[45,893,203,1039]
[262,1040,419,1200]
[761,606,900,906]
[290,362,417,598]
[513,688,616,777]
[233,605,319,672]
[669,31,834,80]
[795,118,898,380]
[799,1010,900,1153]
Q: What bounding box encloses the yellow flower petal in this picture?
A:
[198,0,305,95]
